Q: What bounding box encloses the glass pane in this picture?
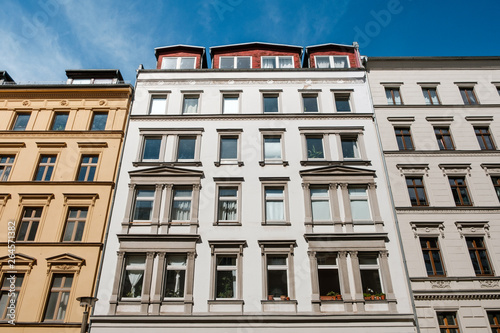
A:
[334,57,348,68]
[278,57,293,68]
[150,98,167,115]
[223,97,238,114]
[220,138,238,159]
[63,222,75,241]
[264,137,281,159]
[310,188,329,198]
[219,188,237,197]
[393,90,401,104]
[51,114,68,131]
[44,292,58,319]
[303,96,318,112]
[220,57,234,69]
[236,57,250,68]
[27,222,38,241]
[335,96,351,112]
[266,200,284,221]
[306,137,324,158]
[217,256,236,266]
[351,200,370,220]
[268,256,287,265]
[317,254,337,266]
[162,57,177,69]
[266,188,283,197]
[263,96,279,113]
[433,252,444,275]
[143,138,161,160]
[318,268,340,295]
[341,139,359,158]
[312,200,331,221]
[91,113,107,131]
[430,89,439,104]
[360,269,382,294]
[72,78,91,84]
[122,270,143,298]
[218,200,237,220]
[17,222,28,240]
[167,255,187,266]
[134,201,153,220]
[262,57,276,69]
[316,56,330,68]
[349,188,366,196]
[13,114,30,130]
[165,270,185,297]
[177,137,196,160]
[94,78,113,84]
[180,58,195,69]
[171,200,191,220]
[74,222,85,241]
[216,270,235,298]
[359,256,377,265]
[386,89,394,104]
[268,270,287,297]
[423,90,431,104]
[56,291,69,320]
[183,97,198,114]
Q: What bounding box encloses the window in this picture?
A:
[263,94,279,113]
[267,255,289,298]
[395,127,414,150]
[219,136,238,163]
[215,255,237,298]
[466,237,493,276]
[449,177,471,206]
[420,238,445,276]
[161,57,196,69]
[261,56,293,68]
[171,187,192,221]
[17,207,42,241]
[435,127,455,150]
[302,94,318,112]
[12,113,30,131]
[317,253,341,298]
[217,187,238,223]
[349,188,370,221]
[77,155,98,181]
[44,274,73,321]
[164,255,187,298]
[422,87,440,105]
[222,95,239,114]
[90,112,107,130]
[149,97,167,115]
[460,87,478,105]
[0,155,15,181]
[315,55,349,69]
[437,312,460,333]
[51,113,69,131]
[359,254,383,297]
[341,137,360,159]
[310,187,331,222]
[385,87,402,105]
[406,177,428,206]
[264,186,285,223]
[132,188,155,221]
[306,136,324,159]
[219,56,251,69]
[475,127,495,150]
[492,177,500,202]
[182,95,199,114]
[34,155,57,181]
[62,208,87,242]
[177,136,196,161]
[0,274,24,320]
[141,136,162,161]
[121,255,145,299]
[72,78,91,84]
[263,136,282,161]
[334,93,351,112]
[488,311,500,333]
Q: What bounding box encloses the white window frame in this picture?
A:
[305,135,327,161]
[262,92,280,113]
[175,136,198,162]
[182,94,200,114]
[140,136,164,162]
[302,93,319,113]
[120,254,146,300]
[260,129,287,166]
[222,93,240,114]
[340,136,361,160]
[261,56,294,69]
[170,187,193,222]
[215,182,242,225]
[219,56,252,69]
[216,130,243,166]
[161,57,196,70]
[333,92,353,112]
[315,55,350,69]
[261,179,290,225]
[310,185,333,223]
[348,187,371,223]
[148,95,168,115]
[359,253,384,296]
[164,254,187,299]
[132,187,156,222]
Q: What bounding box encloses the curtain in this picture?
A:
[219,201,237,220]
[316,57,330,68]
[262,58,275,68]
[279,57,293,68]
[127,271,143,297]
[266,200,284,221]
[172,201,191,220]
[183,98,198,113]
[334,57,347,68]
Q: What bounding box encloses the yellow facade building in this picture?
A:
[0,70,132,332]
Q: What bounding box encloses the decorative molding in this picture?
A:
[438,163,471,176]
[36,142,67,148]
[465,115,493,122]
[414,294,500,300]
[481,163,500,176]
[455,221,490,238]
[396,164,429,177]
[397,207,500,214]
[430,280,451,288]
[426,116,453,122]
[410,221,445,238]
[139,78,366,86]
[77,142,108,148]
[480,280,499,288]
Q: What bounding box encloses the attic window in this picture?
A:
[261,56,293,69]
[71,78,116,84]
[315,56,349,69]
[219,57,251,69]
[161,57,196,70]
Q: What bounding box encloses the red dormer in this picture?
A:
[155,45,207,69]
[304,43,362,69]
[210,42,303,69]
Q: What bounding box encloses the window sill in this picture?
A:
[261,299,297,304]
[300,160,371,166]
[259,160,289,166]
[133,161,202,167]
[214,161,244,167]
[208,299,244,304]
[214,222,242,226]
[262,221,291,226]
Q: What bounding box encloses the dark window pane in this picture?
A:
[335,95,351,112]
[220,137,238,159]
[268,270,287,297]
[306,137,324,158]
[165,270,185,297]
[13,114,30,130]
[90,113,107,131]
[216,270,235,298]
[177,137,196,160]
[303,96,318,112]
[360,269,382,294]
[143,138,161,160]
[318,268,340,296]
[51,114,68,131]
[263,96,279,113]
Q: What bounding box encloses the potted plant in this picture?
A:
[320,291,341,301]
[268,295,274,300]
[217,275,234,298]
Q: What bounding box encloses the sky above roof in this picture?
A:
[1,0,498,83]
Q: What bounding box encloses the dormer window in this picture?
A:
[161,57,196,69]
[315,56,349,69]
[70,78,116,84]
[219,57,251,69]
[261,56,293,69]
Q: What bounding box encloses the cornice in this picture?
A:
[384,150,500,156]
[130,113,374,121]
[0,242,103,247]
[414,294,500,300]
[137,77,366,86]
[0,181,115,186]
[0,130,124,138]
[373,104,500,109]
[396,206,500,214]
[0,87,132,100]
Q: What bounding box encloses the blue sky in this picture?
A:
[1,0,499,83]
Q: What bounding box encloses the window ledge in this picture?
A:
[208,299,244,304]
[261,299,297,304]
[214,222,242,226]
[214,161,244,167]
[300,160,371,166]
[133,161,203,167]
[259,160,289,166]
[262,222,291,226]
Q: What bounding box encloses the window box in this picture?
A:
[363,293,385,300]
[320,292,342,301]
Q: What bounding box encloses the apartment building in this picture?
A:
[90,42,416,332]
[0,70,132,332]
[367,57,500,332]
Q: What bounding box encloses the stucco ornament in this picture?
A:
[431,280,451,288]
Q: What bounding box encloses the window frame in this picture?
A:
[0,155,15,181]
[175,136,197,162]
[219,56,252,69]
[34,154,57,181]
[261,179,290,225]
[302,93,319,113]
[169,186,193,223]
[43,274,74,321]
[89,111,108,131]
[434,127,455,150]
[459,86,478,105]
[348,187,372,223]
[340,136,361,160]
[448,176,472,206]
[161,57,196,70]
[419,237,446,277]
[261,131,286,165]
[394,127,415,151]
[474,127,496,150]
[309,185,333,223]
[140,136,163,162]
[182,94,200,114]
[406,177,428,206]
[62,207,88,242]
[215,183,242,225]
[0,273,24,320]
[11,113,31,131]
[316,253,342,299]
[222,93,240,114]
[492,176,500,202]
[333,92,352,112]
[305,135,326,161]
[421,86,441,105]
[119,254,146,300]
[148,95,168,115]
[314,55,350,69]
[466,237,493,276]
[216,130,243,166]
[385,87,403,105]
[131,187,156,223]
[488,311,500,333]
[436,312,461,333]
[358,253,384,297]
[261,56,294,69]
[76,154,99,181]
[50,112,69,131]
[163,254,187,299]
[262,92,280,113]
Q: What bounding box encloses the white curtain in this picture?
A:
[279,57,293,68]
[223,97,238,114]
[162,57,177,69]
[334,57,348,68]
[351,200,370,220]
[127,271,143,297]
[172,201,191,220]
[264,139,281,159]
[219,201,237,220]
[316,57,330,68]
[266,200,284,221]
[183,98,198,113]
[262,58,275,68]
[312,200,331,221]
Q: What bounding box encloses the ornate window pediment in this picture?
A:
[300,165,375,181]
[410,221,445,238]
[46,253,85,274]
[0,253,37,274]
[129,165,204,179]
[396,164,429,177]
[455,221,490,238]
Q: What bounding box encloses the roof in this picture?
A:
[65,69,124,81]
[154,45,207,68]
[209,42,304,58]
[0,71,14,83]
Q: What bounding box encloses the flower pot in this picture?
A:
[320,296,335,301]
[280,295,287,301]
[268,295,273,300]
[336,294,342,300]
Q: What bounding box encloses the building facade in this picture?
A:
[91,43,416,332]
[367,57,500,332]
[0,70,132,332]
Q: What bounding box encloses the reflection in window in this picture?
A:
[44,274,73,321]
[217,187,238,222]
[164,255,186,298]
[121,256,145,299]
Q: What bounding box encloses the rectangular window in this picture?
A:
[219,56,251,69]
[177,136,196,161]
[310,187,331,222]
[395,127,414,150]
[121,255,145,299]
[263,94,279,113]
[264,187,285,223]
[492,177,500,202]
[171,187,192,221]
[0,155,15,181]
[302,94,318,112]
[263,136,282,161]
[44,274,73,321]
[437,312,460,333]
[161,57,196,69]
[422,87,440,105]
[306,136,324,159]
[488,311,500,333]
[475,127,495,150]
[317,254,341,297]
[435,127,455,150]
[406,177,428,206]
[420,238,445,276]
[385,88,402,105]
[90,112,108,130]
[315,56,349,69]
[335,93,351,112]
[220,136,238,161]
[133,188,155,221]
[17,207,42,241]
[449,177,471,206]
[72,78,92,84]
[261,56,293,68]
[341,137,360,159]
[217,187,238,222]
[349,188,371,221]
[460,87,478,105]
[215,255,237,298]
[77,155,98,181]
[182,95,199,114]
[164,255,187,298]
[12,113,30,131]
[267,255,288,298]
[0,274,24,320]
[222,95,239,114]
[34,155,57,181]
[141,136,162,161]
[149,97,167,115]
[51,113,69,131]
[359,254,383,296]
[466,237,493,276]
[62,208,87,242]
